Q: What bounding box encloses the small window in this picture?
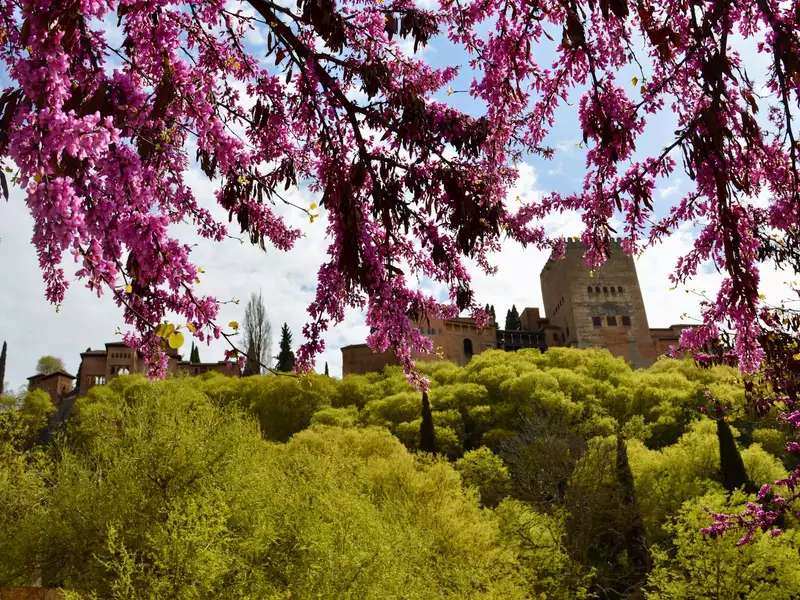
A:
[463,338,474,360]
[587,286,593,294]
[592,316,602,328]
[622,315,631,326]
[607,316,617,326]
[611,287,617,296]
[595,286,601,293]
[603,286,608,294]
[618,286,624,293]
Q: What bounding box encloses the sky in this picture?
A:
[0,5,795,391]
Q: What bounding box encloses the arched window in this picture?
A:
[463,338,474,361]
[618,286,624,293]
[587,286,593,294]
[595,286,601,293]
[602,286,608,294]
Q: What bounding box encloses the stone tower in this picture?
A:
[540,238,657,368]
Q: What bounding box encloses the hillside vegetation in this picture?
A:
[2,348,799,599]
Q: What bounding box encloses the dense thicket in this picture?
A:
[1,348,798,598]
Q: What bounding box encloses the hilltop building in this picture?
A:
[76,342,239,397]
[342,239,691,375]
[27,342,239,412]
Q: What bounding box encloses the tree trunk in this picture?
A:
[419,390,436,453]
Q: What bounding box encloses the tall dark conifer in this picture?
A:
[189,342,201,364]
[275,323,296,372]
[0,341,6,396]
[505,305,521,330]
[324,362,329,376]
[717,418,756,493]
[419,390,436,453]
[615,434,651,578]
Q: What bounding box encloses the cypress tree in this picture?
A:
[505,305,521,330]
[419,390,436,453]
[189,342,201,364]
[490,305,496,321]
[324,361,329,376]
[615,433,651,576]
[0,341,6,396]
[717,418,756,493]
[275,323,296,372]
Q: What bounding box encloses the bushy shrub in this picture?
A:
[0,379,535,598]
[646,492,800,599]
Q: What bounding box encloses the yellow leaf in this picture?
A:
[631,75,639,87]
[309,202,318,210]
[125,284,133,294]
[758,293,766,300]
[447,85,454,96]
[309,214,317,223]
[793,353,800,362]
[187,323,196,333]
[229,320,240,331]
[168,331,184,350]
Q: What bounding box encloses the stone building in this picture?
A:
[27,371,75,405]
[342,239,690,375]
[76,341,240,396]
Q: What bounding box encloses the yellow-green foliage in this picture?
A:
[455,447,511,507]
[0,378,581,599]
[646,492,800,599]
[1,347,794,599]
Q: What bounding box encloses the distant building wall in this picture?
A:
[650,325,691,357]
[77,342,240,395]
[341,344,400,376]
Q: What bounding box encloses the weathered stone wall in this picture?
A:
[540,239,657,368]
[342,317,498,375]
[28,374,73,405]
[77,352,109,395]
[341,344,401,376]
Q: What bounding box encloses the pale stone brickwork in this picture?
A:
[343,239,689,374]
[541,238,658,368]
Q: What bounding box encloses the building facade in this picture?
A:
[77,342,240,396]
[27,371,75,405]
[342,239,690,375]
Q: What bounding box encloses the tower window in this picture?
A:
[587,286,593,294]
[611,287,617,296]
[603,286,608,294]
[618,286,624,293]
[592,316,602,328]
[595,286,601,293]
[607,316,617,326]
[622,315,631,326]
